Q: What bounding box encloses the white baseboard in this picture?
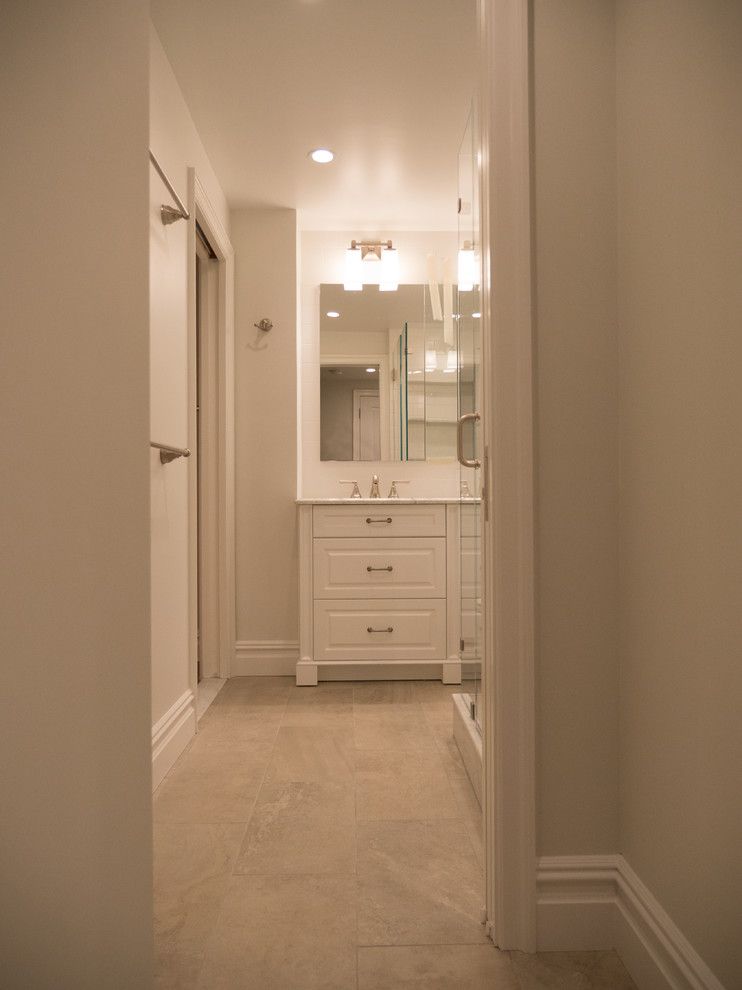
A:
[151,688,196,791]
[233,640,298,676]
[452,692,482,806]
[536,855,725,990]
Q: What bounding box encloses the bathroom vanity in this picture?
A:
[296,498,463,685]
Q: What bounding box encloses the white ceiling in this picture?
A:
[150,0,476,230]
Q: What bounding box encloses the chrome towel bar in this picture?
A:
[151,441,191,465]
[149,150,190,225]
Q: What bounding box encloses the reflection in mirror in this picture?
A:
[320,365,381,461]
[319,284,458,462]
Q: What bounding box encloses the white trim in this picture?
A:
[445,502,462,668]
[234,640,299,676]
[536,856,726,990]
[479,0,537,952]
[188,171,236,684]
[151,689,196,790]
[352,388,381,460]
[452,692,483,806]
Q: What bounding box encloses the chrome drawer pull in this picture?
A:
[366,516,393,524]
[367,565,393,572]
[367,626,394,633]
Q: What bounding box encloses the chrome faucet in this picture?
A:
[369,474,381,498]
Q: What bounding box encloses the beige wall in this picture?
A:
[149,23,230,781]
[615,2,742,985]
[532,0,620,855]
[233,209,299,646]
[150,25,230,238]
[0,3,152,985]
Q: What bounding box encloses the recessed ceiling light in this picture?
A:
[309,148,334,164]
[326,310,340,318]
[366,367,376,373]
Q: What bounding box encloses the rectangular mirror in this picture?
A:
[319,284,458,462]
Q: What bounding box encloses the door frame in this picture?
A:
[352,388,381,460]
[187,169,236,692]
[479,0,537,951]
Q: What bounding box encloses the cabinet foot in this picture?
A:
[295,661,318,686]
[442,660,462,684]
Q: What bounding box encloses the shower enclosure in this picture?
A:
[454,105,484,799]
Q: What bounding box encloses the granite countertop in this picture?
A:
[295,497,480,505]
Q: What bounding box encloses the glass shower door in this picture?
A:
[457,106,483,732]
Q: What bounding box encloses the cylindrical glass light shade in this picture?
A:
[379,247,399,291]
[457,244,478,292]
[344,247,363,291]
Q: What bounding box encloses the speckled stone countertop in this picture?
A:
[295,497,480,504]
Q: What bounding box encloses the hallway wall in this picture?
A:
[532,0,620,856]
[0,3,152,985]
[615,3,742,985]
[149,24,230,784]
[232,209,299,667]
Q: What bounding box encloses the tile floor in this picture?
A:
[154,677,636,989]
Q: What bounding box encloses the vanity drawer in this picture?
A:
[313,599,446,662]
[313,538,446,599]
[313,504,446,538]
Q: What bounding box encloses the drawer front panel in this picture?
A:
[314,599,446,661]
[313,504,446,538]
[313,538,446,599]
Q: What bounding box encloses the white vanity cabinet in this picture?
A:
[297,500,462,685]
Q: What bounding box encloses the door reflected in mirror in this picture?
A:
[319,283,460,462]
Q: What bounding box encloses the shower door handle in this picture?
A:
[457,412,481,469]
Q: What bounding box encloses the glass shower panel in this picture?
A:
[457,105,483,733]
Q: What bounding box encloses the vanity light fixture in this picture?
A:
[343,239,399,292]
[472,311,481,318]
[457,241,479,292]
[366,367,377,373]
[326,311,340,318]
[309,148,334,164]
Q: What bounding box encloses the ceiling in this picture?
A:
[150,0,476,230]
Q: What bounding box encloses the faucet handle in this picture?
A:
[388,480,410,499]
[340,480,362,499]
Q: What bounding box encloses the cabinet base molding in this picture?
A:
[151,689,195,791]
[295,659,460,684]
[536,855,724,990]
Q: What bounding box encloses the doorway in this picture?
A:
[195,223,218,685]
[188,175,237,717]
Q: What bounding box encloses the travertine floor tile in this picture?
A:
[357,819,487,945]
[265,725,355,781]
[153,823,244,989]
[188,712,280,754]
[211,675,292,714]
[354,681,418,705]
[154,751,266,824]
[289,681,355,704]
[234,779,356,876]
[411,680,463,702]
[282,695,353,739]
[358,944,519,989]
[354,706,436,752]
[509,950,637,989]
[196,876,357,990]
[355,749,460,821]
